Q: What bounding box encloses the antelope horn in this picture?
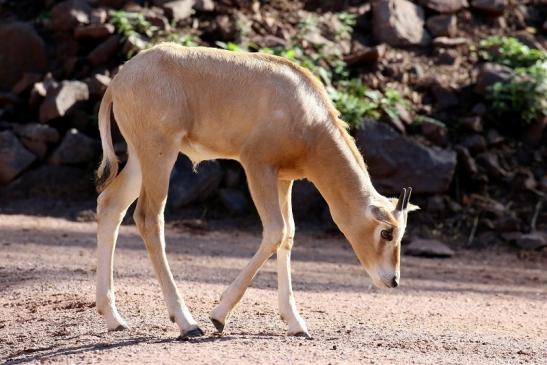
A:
[403,187,412,210]
[395,188,406,211]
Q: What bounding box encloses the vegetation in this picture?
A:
[488,62,547,124]
[218,13,407,129]
[480,35,546,69]
[480,36,547,124]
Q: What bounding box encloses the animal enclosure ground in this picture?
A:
[0,213,546,364]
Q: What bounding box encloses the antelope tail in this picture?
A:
[95,86,118,192]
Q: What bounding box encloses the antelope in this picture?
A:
[95,43,418,339]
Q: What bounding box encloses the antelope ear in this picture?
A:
[406,203,420,212]
[368,205,397,225]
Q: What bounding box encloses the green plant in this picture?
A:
[109,10,156,39]
[488,61,547,124]
[480,36,546,69]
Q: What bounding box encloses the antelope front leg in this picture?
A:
[210,163,285,332]
[276,180,310,337]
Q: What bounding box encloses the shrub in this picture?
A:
[488,61,547,124]
[480,36,546,69]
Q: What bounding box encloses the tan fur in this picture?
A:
[95,44,415,337]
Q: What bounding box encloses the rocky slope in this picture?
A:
[0,0,545,251]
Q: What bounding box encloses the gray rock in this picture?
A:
[218,188,250,215]
[162,0,195,22]
[0,131,36,184]
[169,156,223,208]
[372,0,431,47]
[471,0,507,15]
[49,129,99,165]
[2,165,94,198]
[74,23,115,39]
[343,45,386,66]
[504,231,547,250]
[432,37,468,48]
[51,0,93,32]
[454,145,478,174]
[420,0,468,13]
[460,116,483,132]
[431,83,459,109]
[39,80,89,123]
[475,63,514,95]
[84,73,111,97]
[476,152,508,179]
[461,134,487,154]
[194,0,215,11]
[405,238,455,258]
[426,15,457,37]
[13,123,60,159]
[356,120,457,194]
[0,22,48,92]
[420,117,448,146]
[292,180,325,218]
[88,35,120,66]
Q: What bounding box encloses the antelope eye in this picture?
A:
[381,229,393,241]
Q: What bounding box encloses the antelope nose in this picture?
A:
[392,275,400,288]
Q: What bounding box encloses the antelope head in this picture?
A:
[349,187,419,288]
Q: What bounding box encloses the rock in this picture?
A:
[218,188,250,214]
[98,0,129,8]
[169,156,223,208]
[431,83,459,109]
[420,0,468,13]
[356,120,457,194]
[162,0,195,22]
[419,117,448,146]
[343,45,386,66]
[0,131,36,184]
[471,0,507,16]
[51,0,93,32]
[84,73,111,97]
[12,73,42,95]
[292,180,325,218]
[88,35,120,67]
[432,37,468,47]
[475,63,514,95]
[0,22,48,92]
[486,129,504,145]
[194,0,215,11]
[426,195,445,212]
[74,23,115,39]
[507,232,547,250]
[372,0,431,47]
[49,129,99,165]
[39,81,89,123]
[461,134,487,154]
[471,103,487,116]
[494,216,520,232]
[2,165,94,198]
[13,123,60,159]
[223,164,243,188]
[435,49,461,66]
[522,117,546,146]
[460,116,483,132]
[122,33,148,56]
[405,238,454,258]
[454,145,478,174]
[476,152,508,179]
[426,15,457,37]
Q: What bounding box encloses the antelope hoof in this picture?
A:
[179,326,205,340]
[291,331,312,339]
[111,323,129,331]
[210,318,225,333]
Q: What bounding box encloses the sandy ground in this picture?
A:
[0,213,546,364]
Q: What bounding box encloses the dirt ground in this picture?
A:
[0,212,546,364]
